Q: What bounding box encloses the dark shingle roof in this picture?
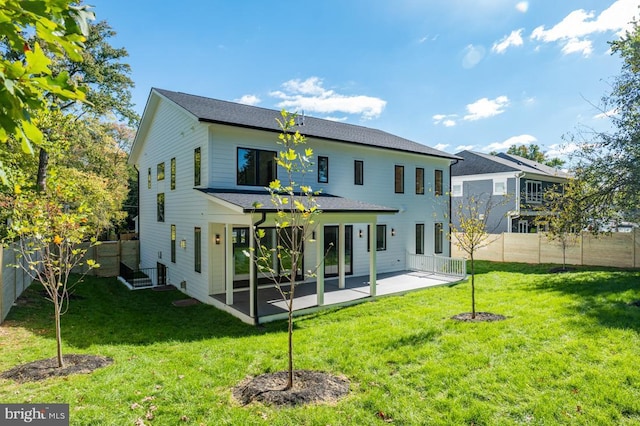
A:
[451,150,570,178]
[154,88,459,160]
[197,188,398,214]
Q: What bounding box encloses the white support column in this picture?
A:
[338,223,346,289]
[316,225,325,306]
[225,224,234,305]
[249,226,255,318]
[369,220,377,297]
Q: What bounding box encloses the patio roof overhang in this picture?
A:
[195,188,399,215]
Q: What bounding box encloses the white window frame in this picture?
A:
[452,182,463,197]
[526,180,543,203]
[493,178,507,196]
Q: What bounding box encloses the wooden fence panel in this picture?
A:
[539,236,583,265]
[582,231,635,268]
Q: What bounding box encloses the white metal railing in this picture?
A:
[406,253,467,278]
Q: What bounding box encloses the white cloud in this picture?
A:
[432,113,458,127]
[455,144,476,152]
[516,1,528,13]
[235,94,261,106]
[593,108,617,119]
[546,142,579,158]
[434,143,449,151]
[492,29,524,54]
[462,44,486,69]
[561,38,593,56]
[530,0,638,56]
[481,134,537,152]
[464,96,509,121]
[270,77,386,120]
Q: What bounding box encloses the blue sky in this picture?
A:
[90,0,638,160]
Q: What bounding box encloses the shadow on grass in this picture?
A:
[5,276,289,348]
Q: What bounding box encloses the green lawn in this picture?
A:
[1,261,640,425]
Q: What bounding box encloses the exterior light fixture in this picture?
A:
[358,229,363,238]
[180,239,187,249]
[391,228,396,237]
[215,234,221,245]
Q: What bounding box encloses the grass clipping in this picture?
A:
[233,370,350,407]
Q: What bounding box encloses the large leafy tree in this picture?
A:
[569,19,640,223]
[0,0,94,183]
[506,144,565,168]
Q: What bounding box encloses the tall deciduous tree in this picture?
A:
[249,110,322,390]
[569,19,640,224]
[506,144,565,168]
[0,0,94,183]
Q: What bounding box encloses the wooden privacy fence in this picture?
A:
[1,240,139,323]
[451,229,640,268]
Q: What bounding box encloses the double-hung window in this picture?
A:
[237,148,277,186]
[434,169,443,196]
[526,180,543,203]
[395,165,404,193]
[194,147,201,186]
[434,222,443,254]
[415,223,425,255]
[157,193,165,222]
[415,168,424,194]
[157,162,165,181]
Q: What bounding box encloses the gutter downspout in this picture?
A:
[252,211,267,325]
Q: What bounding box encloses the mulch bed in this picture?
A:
[1,354,113,383]
[171,298,200,307]
[451,312,507,322]
[549,266,576,273]
[232,370,350,407]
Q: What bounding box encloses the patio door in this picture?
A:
[324,225,353,277]
[156,262,166,286]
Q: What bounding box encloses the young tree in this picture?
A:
[7,177,100,368]
[534,179,589,271]
[249,110,322,390]
[450,193,506,319]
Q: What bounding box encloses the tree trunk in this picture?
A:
[471,255,476,319]
[286,272,295,390]
[36,148,49,192]
[54,296,64,368]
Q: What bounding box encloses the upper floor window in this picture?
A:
[237,147,276,186]
[434,169,443,196]
[415,167,424,195]
[493,178,506,195]
[170,157,176,190]
[318,156,329,183]
[157,162,165,181]
[157,193,165,222]
[194,147,201,186]
[526,180,543,203]
[452,183,462,197]
[354,160,364,185]
[147,167,151,189]
[395,165,404,193]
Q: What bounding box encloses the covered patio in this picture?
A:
[210,269,465,323]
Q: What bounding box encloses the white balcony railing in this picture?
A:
[406,253,467,278]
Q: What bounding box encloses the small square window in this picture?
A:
[452,183,462,197]
[493,179,506,195]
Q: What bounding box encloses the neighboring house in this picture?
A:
[128,88,461,323]
[451,150,570,233]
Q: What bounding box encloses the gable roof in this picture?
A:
[151,88,460,161]
[451,150,570,178]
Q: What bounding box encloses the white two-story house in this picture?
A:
[128,88,462,323]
